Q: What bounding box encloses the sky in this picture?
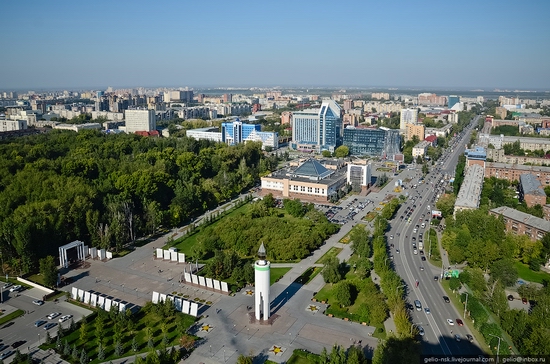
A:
[1,0,550,90]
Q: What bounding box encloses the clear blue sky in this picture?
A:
[1,0,549,90]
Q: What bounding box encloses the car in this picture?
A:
[396,249,400,254]
[59,314,72,323]
[11,341,25,349]
[0,344,8,352]
[421,256,426,261]
[389,235,393,240]
[34,320,47,327]
[2,282,12,289]
[447,319,454,326]
[456,319,464,326]
[434,276,439,281]
[32,300,44,306]
[420,266,424,270]
[522,297,528,304]
[413,249,418,255]
[47,312,61,320]
[0,350,13,360]
[412,237,416,241]
[454,334,461,342]
[44,322,57,330]
[424,307,431,314]
[9,285,22,292]
[419,250,424,255]
[418,326,425,336]
[507,295,514,301]
[443,296,450,303]
[466,334,474,342]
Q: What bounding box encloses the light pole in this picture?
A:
[122,284,124,293]
[488,333,503,363]
[463,292,469,319]
[38,333,40,345]
[395,284,406,297]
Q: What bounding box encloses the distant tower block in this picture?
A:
[254,243,271,321]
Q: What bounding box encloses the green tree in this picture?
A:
[322,150,332,158]
[97,343,105,361]
[334,145,350,158]
[334,281,353,307]
[490,259,517,287]
[321,256,343,284]
[39,255,58,287]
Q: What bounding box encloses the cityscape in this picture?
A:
[1,0,550,364]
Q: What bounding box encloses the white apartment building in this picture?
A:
[0,119,27,132]
[400,108,418,129]
[124,109,156,133]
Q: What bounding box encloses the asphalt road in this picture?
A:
[388,116,484,357]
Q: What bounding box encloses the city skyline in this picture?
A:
[1,0,549,90]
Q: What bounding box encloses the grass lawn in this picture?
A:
[362,211,377,222]
[26,273,45,286]
[43,305,196,363]
[270,267,291,285]
[315,247,343,264]
[427,229,441,265]
[296,267,323,285]
[514,261,550,284]
[0,309,24,326]
[170,203,251,257]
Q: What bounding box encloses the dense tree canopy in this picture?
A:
[0,130,279,274]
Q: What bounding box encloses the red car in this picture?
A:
[522,298,528,305]
[456,319,464,326]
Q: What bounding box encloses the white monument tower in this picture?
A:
[254,243,271,321]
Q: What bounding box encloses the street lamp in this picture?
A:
[488,333,503,363]
[38,333,40,345]
[122,284,124,293]
[463,292,469,319]
[395,284,406,296]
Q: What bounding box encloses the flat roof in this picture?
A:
[455,164,484,209]
[486,162,550,173]
[520,174,544,195]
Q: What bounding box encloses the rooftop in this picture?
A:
[491,206,550,233]
[455,164,484,209]
[520,173,543,195]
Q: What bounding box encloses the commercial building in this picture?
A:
[222,119,278,149]
[186,127,222,142]
[347,163,372,191]
[448,95,460,108]
[519,174,547,207]
[490,206,550,241]
[291,100,342,153]
[124,109,156,133]
[464,146,487,167]
[53,123,103,132]
[400,108,418,129]
[260,158,347,202]
[342,127,401,158]
[454,164,484,216]
[186,119,278,149]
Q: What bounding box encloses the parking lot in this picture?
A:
[0,285,91,358]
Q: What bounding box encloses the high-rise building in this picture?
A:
[220,118,278,149]
[448,95,460,108]
[343,128,386,156]
[406,124,425,141]
[124,109,156,133]
[400,108,418,129]
[291,100,342,153]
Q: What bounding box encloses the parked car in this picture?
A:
[2,283,12,289]
[0,350,13,360]
[34,320,47,327]
[59,314,72,323]
[456,319,464,326]
[9,285,22,292]
[507,295,514,301]
[47,312,61,320]
[522,297,528,304]
[44,323,57,330]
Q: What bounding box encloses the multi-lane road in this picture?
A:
[388,116,484,356]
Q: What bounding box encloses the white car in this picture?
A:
[9,285,22,292]
[32,300,44,306]
[447,319,455,326]
[47,312,61,320]
[59,314,72,323]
